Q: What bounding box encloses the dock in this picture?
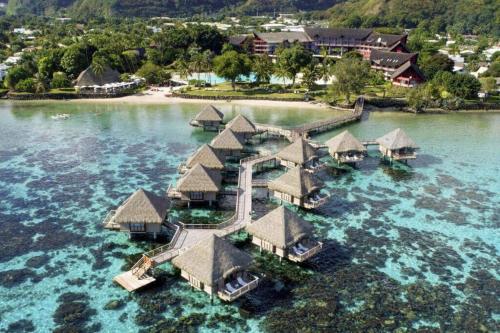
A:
[114,154,276,291]
[113,98,366,292]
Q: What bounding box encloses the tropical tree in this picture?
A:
[252,54,274,85]
[301,62,319,91]
[176,58,192,80]
[4,66,30,90]
[213,50,251,90]
[275,44,312,88]
[136,62,171,85]
[51,72,71,89]
[330,58,372,104]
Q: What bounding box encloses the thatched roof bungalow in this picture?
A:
[172,234,259,301]
[170,163,222,206]
[268,166,327,209]
[180,144,224,173]
[246,206,322,262]
[225,114,257,141]
[326,130,367,164]
[103,189,168,238]
[376,128,418,162]
[210,128,245,159]
[190,105,224,131]
[75,65,120,87]
[276,137,320,170]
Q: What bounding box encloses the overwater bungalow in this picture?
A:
[376,128,419,162]
[276,137,322,171]
[225,114,257,141]
[172,234,259,302]
[168,163,222,207]
[102,189,168,239]
[179,144,225,174]
[246,206,323,262]
[190,105,224,131]
[210,128,245,160]
[326,130,367,164]
[268,166,328,209]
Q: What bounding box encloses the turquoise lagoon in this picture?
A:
[0,101,498,332]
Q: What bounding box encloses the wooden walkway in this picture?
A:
[114,155,275,291]
[256,97,365,142]
[113,98,366,291]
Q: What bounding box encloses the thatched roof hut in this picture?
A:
[185,144,224,170]
[246,206,313,249]
[268,166,320,198]
[210,128,245,151]
[114,189,168,224]
[172,234,253,287]
[193,105,224,123]
[376,128,418,150]
[277,137,318,165]
[225,114,256,135]
[75,65,120,87]
[176,163,222,193]
[326,130,366,154]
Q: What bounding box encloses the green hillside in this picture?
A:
[326,0,499,36]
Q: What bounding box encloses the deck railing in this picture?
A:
[303,194,330,209]
[391,152,417,160]
[102,210,120,230]
[288,242,323,262]
[217,275,259,302]
[143,223,182,259]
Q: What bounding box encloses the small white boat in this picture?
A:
[51,114,70,120]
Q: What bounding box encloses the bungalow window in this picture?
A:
[190,192,204,200]
[130,223,145,232]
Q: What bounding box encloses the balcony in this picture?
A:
[391,151,417,160]
[102,210,120,230]
[288,240,323,262]
[218,274,259,302]
[303,193,329,209]
[338,154,365,163]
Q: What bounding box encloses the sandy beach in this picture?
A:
[66,88,330,110]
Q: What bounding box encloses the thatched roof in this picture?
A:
[325,130,366,153]
[246,206,313,249]
[211,128,245,150]
[277,137,318,165]
[176,163,222,193]
[114,189,168,224]
[268,166,320,198]
[376,128,418,150]
[225,114,256,134]
[186,144,224,170]
[194,105,224,122]
[172,234,252,286]
[75,65,120,87]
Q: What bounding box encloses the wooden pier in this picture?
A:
[255,97,365,142]
[112,98,366,292]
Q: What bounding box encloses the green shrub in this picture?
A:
[15,78,36,93]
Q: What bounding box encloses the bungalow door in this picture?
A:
[282,193,292,203]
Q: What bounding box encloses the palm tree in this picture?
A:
[201,50,214,84]
[176,58,192,80]
[91,57,107,76]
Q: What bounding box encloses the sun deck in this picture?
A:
[113,270,156,292]
[288,241,323,262]
[218,274,259,302]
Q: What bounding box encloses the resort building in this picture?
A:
[268,166,327,209]
[246,206,323,262]
[325,130,367,164]
[376,128,419,162]
[225,114,257,141]
[172,234,259,302]
[276,137,321,171]
[252,31,313,55]
[369,50,425,87]
[190,105,224,131]
[168,163,222,207]
[179,144,225,174]
[102,189,168,238]
[74,65,142,94]
[210,128,245,159]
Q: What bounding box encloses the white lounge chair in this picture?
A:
[292,246,304,255]
[298,243,309,252]
[237,276,247,286]
[225,282,237,293]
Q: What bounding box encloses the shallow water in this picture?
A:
[0,101,498,332]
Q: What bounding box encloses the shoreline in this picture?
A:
[2,89,499,113]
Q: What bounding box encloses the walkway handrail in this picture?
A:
[102,210,116,225]
[143,223,182,259]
